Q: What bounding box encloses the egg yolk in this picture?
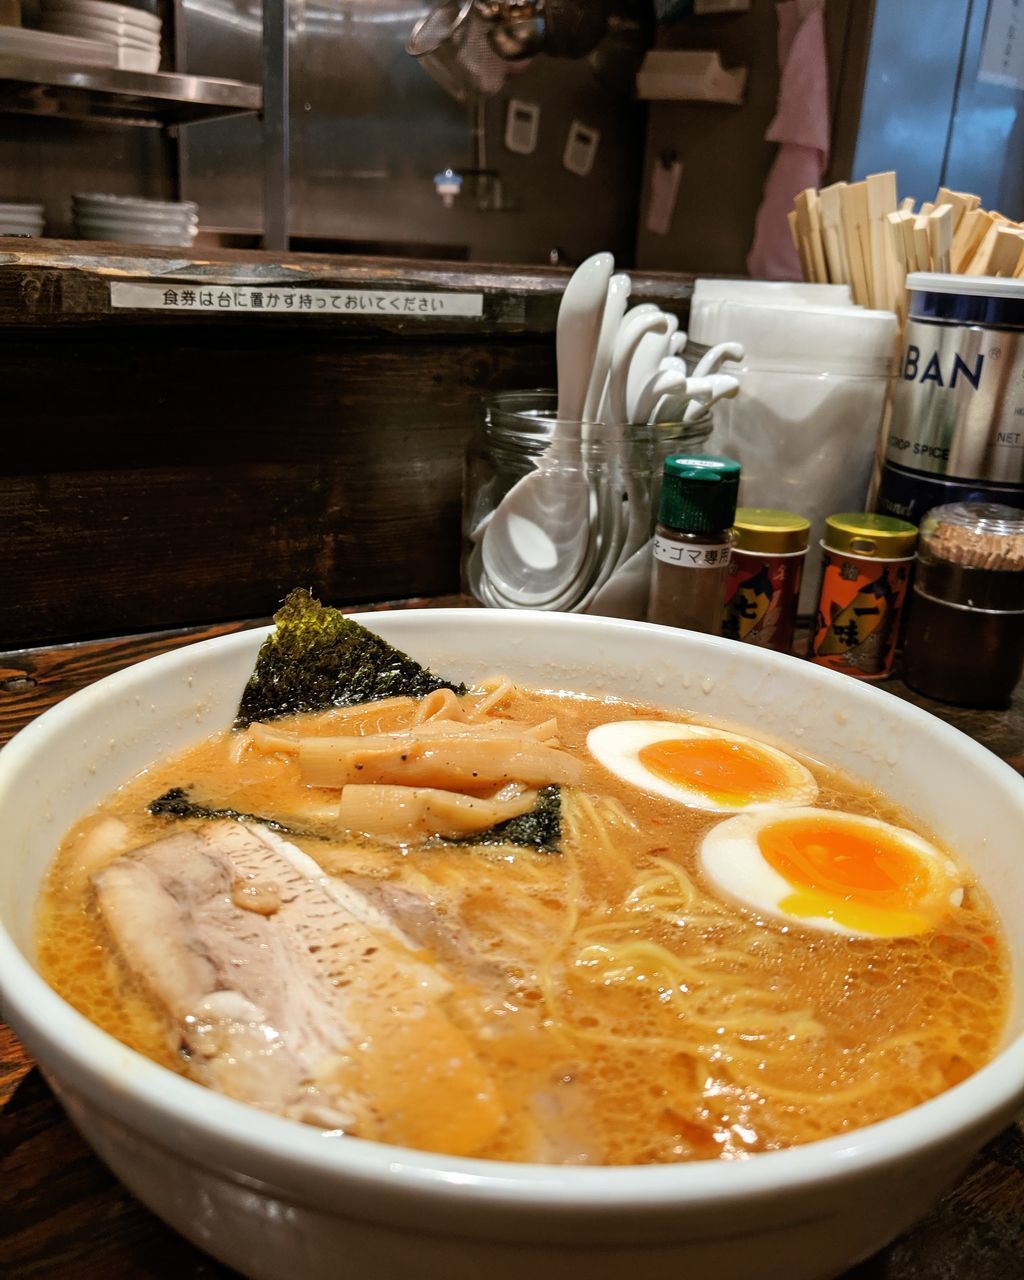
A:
[757,815,950,936]
[638,737,793,808]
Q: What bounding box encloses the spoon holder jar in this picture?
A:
[462,389,712,608]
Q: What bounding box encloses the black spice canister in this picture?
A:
[903,503,1024,708]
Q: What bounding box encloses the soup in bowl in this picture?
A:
[0,606,1021,1280]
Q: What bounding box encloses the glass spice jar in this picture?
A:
[646,454,741,633]
[809,513,918,680]
[722,507,810,654]
[903,503,1024,707]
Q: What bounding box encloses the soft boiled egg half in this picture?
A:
[700,806,964,938]
[586,720,818,813]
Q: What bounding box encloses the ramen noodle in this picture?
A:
[35,674,1009,1166]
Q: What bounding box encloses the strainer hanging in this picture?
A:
[406,0,509,102]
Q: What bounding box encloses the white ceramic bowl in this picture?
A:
[0,611,1022,1280]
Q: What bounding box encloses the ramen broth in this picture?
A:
[36,685,1009,1165]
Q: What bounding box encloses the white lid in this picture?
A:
[906,272,1024,299]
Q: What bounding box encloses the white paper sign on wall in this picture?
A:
[979,0,1024,90]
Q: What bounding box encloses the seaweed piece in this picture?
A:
[235,588,465,729]
[148,786,317,838]
[439,785,562,854]
[151,782,562,854]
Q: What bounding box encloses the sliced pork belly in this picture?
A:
[93,821,504,1153]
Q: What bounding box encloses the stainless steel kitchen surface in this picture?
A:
[180,0,646,264]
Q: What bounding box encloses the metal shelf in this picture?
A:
[0,55,261,126]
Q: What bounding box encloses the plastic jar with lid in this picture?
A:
[722,507,810,654]
[903,503,1024,707]
[809,513,917,679]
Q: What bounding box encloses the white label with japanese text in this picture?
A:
[979,0,1024,89]
[653,536,731,568]
[109,282,485,318]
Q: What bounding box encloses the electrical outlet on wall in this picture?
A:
[505,100,540,155]
[563,121,600,177]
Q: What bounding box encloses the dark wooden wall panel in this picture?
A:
[3,332,553,645]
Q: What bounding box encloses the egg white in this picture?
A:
[585,720,818,813]
[699,806,964,938]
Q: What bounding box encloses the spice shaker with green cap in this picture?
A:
[646,454,741,633]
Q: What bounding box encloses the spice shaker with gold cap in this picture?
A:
[903,503,1024,707]
[722,508,810,654]
[809,513,918,679]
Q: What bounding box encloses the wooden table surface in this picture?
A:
[1,601,1022,1279]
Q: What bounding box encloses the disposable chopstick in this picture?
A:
[965,212,1011,275]
[928,204,954,273]
[885,211,911,323]
[952,208,995,272]
[795,189,828,283]
[912,214,932,272]
[988,226,1024,277]
[935,187,975,232]
[788,210,814,281]
[866,171,898,310]
[839,181,872,306]
[818,181,850,285]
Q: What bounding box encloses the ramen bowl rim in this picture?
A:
[1,609,1022,1221]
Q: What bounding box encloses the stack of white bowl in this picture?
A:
[0,203,45,237]
[40,0,162,72]
[73,194,199,247]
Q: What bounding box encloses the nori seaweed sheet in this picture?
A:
[148,783,562,853]
[235,588,465,728]
[438,785,562,854]
[148,786,317,837]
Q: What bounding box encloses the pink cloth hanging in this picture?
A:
[747,1,830,279]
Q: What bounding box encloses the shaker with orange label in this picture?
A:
[810,513,917,679]
[722,508,810,654]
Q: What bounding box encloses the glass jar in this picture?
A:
[903,503,1024,707]
[462,389,713,609]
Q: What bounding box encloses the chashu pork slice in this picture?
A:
[92,820,504,1154]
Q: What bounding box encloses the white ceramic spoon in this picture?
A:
[481,252,614,604]
[625,313,679,422]
[599,306,672,426]
[584,537,654,619]
[690,339,744,379]
[582,272,631,424]
[633,358,690,426]
[652,373,741,424]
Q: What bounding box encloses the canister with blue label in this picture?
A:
[875,273,1024,524]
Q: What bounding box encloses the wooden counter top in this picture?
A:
[1,604,1022,1279]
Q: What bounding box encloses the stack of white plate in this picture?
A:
[73,194,198,247]
[40,0,162,72]
[0,203,45,237]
